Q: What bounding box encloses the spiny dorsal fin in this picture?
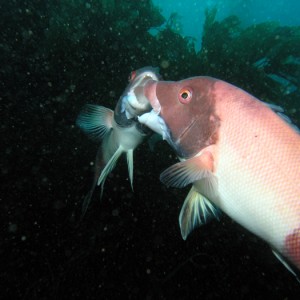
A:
[264,102,300,133]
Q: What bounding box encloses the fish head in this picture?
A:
[141,76,221,158]
[119,66,161,119]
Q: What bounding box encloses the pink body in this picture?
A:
[142,77,300,270]
[212,80,300,268]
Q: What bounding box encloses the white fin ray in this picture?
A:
[81,189,94,217]
[179,186,220,240]
[160,151,216,190]
[160,162,213,188]
[272,250,300,282]
[99,178,107,199]
[76,104,113,141]
[194,176,219,201]
[264,102,284,113]
[97,146,124,187]
[277,112,300,133]
[126,149,134,190]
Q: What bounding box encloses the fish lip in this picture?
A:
[143,80,161,113]
[125,73,160,118]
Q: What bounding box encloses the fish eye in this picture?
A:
[129,70,137,82]
[178,87,192,104]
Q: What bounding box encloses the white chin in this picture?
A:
[138,110,166,138]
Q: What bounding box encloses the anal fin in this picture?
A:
[179,185,220,240]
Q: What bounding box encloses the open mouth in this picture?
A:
[131,76,160,114]
[143,80,161,113]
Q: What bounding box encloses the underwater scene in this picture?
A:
[1,0,300,299]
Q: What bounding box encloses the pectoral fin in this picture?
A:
[179,186,220,240]
[76,104,113,141]
[160,150,216,190]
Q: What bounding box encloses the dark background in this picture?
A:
[1,1,300,299]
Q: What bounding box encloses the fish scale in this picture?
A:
[139,76,300,275]
[214,84,300,257]
[77,67,160,215]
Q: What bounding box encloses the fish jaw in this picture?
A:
[119,68,160,120]
[143,80,161,113]
[138,79,172,140]
[138,110,169,140]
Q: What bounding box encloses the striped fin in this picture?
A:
[179,185,219,240]
[97,146,124,187]
[160,152,217,193]
[76,104,113,141]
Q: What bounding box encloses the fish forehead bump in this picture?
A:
[156,76,220,158]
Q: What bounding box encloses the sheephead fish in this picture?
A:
[77,67,160,215]
[139,76,300,276]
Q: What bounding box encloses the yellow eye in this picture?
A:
[178,88,192,104]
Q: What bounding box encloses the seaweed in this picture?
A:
[198,7,300,123]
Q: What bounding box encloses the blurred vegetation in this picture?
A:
[1,1,299,124]
[198,7,300,121]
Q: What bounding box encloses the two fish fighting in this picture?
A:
[77,67,300,279]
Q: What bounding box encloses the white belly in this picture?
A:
[213,137,300,253]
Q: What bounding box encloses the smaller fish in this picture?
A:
[77,67,160,215]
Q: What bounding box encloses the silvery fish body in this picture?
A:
[77,67,160,214]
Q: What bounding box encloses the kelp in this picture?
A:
[198,8,300,122]
[1,1,299,122]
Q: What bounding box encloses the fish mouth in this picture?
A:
[126,75,160,117]
[143,80,161,113]
[138,80,170,140]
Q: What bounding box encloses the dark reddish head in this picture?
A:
[144,77,220,158]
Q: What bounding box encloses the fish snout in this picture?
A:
[143,80,161,113]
